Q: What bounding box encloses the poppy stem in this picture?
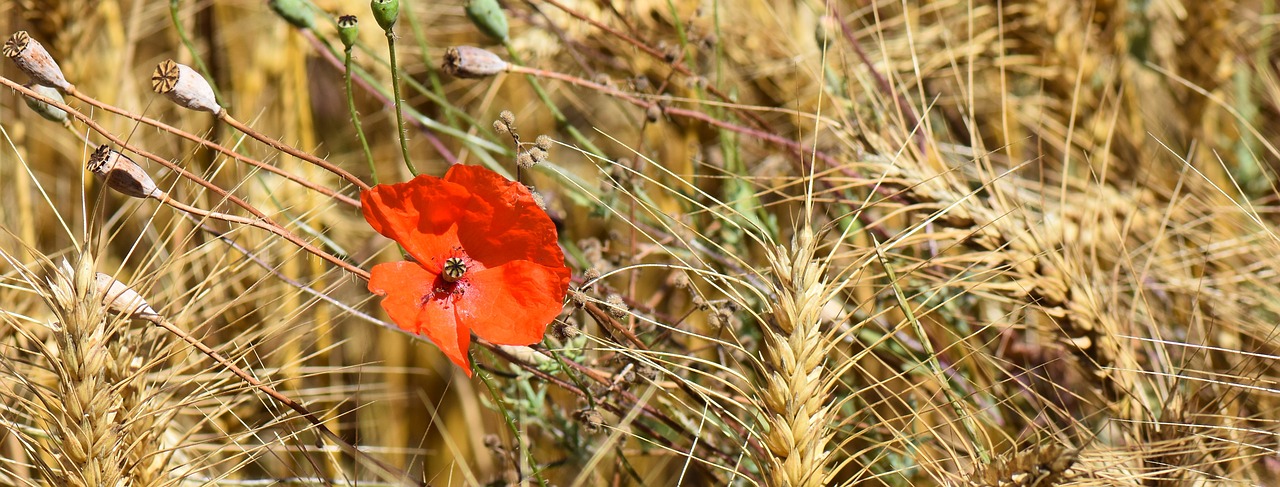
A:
[384,29,419,176]
[476,368,551,487]
[345,44,378,185]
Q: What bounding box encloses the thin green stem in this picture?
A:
[385,30,418,176]
[168,0,222,104]
[476,368,550,487]
[403,5,457,128]
[345,46,378,185]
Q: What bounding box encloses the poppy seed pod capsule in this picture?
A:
[23,83,68,123]
[3,31,71,91]
[94,273,157,317]
[87,145,164,199]
[337,15,360,49]
[465,0,509,42]
[269,0,315,29]
[152,59,221,115]
[443,46,509,78]
[370,0,399,31]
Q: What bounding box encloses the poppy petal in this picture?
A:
[458,260,570,346]
[362,175,470,270]
[444,165,566,270]
[368,261,472,371]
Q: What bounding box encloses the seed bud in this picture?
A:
[516,151,535,169]
[87,145,164,199]
[269,0,316,29]
[465,0,510,42]
[534,135,552,151]
[3,31,71,91]
[370,0,400,31]
[94,273,157,317]
[443,46,509,78]
[338,15,360,49]
[605,293,627,319]
[22,83,68,123]
[152,59,222,114]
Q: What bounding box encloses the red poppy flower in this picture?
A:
[362,164,571,375]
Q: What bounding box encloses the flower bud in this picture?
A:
[3,31,71,91]
[23,83,68,123]
[94,273,157,317]
[269,0,315,30]
[370,0,399,31]
[87,145,164,199]
[337,15,360,49]
[152,59,222,114]
[443,46,509,78]
[465,0,509,42]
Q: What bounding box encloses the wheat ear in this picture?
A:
[755,227,836,487]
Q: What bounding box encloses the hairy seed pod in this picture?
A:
[516,151,535,169]
[269,0,315,29]
[152,59,221,114]
[443,46,509,78]
[465,0,509,42]
[87,145,163,199]
[3,31,71,91]
[23,83,68,123]
[370,0,400,31]
[337,15,360,49]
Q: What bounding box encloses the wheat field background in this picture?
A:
[1,0,1279,485]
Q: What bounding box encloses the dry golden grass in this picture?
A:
[2,0,1280,485]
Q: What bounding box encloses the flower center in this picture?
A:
[442,257,467,282]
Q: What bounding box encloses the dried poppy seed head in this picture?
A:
[442,257,467,282]
[4,31,71,91]
[22,83,67,123]
[94,273,157,317]
[443,46,509,78]
[87,145,164,199]
[534,135,552,151]
[152,59,222,115]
